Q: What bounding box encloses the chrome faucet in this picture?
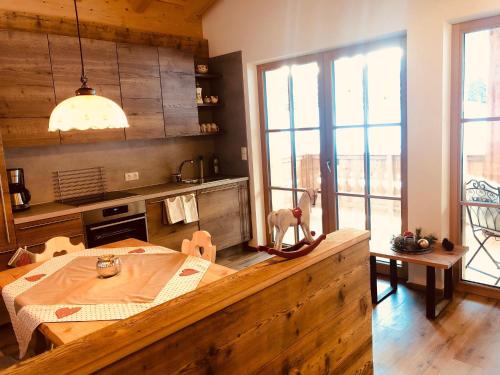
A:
[176,159,194,183]
[175,157,204,184]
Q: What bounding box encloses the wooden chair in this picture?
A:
[30,236,85,263]
[181,231,216,262]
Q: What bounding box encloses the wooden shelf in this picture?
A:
[195,73,222,79]
[197,103,223,108]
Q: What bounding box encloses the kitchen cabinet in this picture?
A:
[0,29,205,147]
[15,213,84,254]
[48,35,125,144]
[117,43,165,140]
[158,48,199,137]
[0,29,60,147]
[146,195,199,250]
[198,182,249,250]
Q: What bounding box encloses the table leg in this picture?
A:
[390,259,398,291]
[370,256,398,304]
[370,256,378,304]
[444,267,453,300]
[426,266,454,320]
[426,266,436,319]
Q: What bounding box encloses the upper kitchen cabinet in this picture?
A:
[117,43,165,140]
[0,29,60,147]
[48,35,125,144]
[158,48,199,137]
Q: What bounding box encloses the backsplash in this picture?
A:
[5,137,216,204]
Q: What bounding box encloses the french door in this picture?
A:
[258,55,325,244]
[451,16,500,294]
[323,38,407,252]
[258,37,407,251]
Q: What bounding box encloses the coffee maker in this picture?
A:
[7,168,31,211]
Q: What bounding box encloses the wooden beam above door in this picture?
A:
[183,0,219,20]
[128,0,219,19]
[128,0,155,13]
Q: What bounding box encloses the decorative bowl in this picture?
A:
[96,255,122,278]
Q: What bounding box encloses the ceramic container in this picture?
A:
[96,255,122,278]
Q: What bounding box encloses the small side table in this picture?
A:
[370,243,468,320]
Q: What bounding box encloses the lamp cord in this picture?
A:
[73,0,87,87]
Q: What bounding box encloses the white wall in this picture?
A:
[203,0,500,284]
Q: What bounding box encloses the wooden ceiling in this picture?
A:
[128,0,218,20]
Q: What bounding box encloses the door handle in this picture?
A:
[326,160,332,174]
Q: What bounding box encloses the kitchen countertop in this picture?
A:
[13,177,249,225]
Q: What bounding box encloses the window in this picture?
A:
[327,44,406,252]
[260,59,323,244]
[258,37,407,252]
[451,16,500,290]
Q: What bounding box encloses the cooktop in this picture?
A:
[60,191,138,207]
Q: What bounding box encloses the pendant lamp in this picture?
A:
[49,0,128,132]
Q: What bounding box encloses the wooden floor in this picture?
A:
[1,247,499,374]
[373,280,500,374]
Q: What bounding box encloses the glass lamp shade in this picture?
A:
[49,94,129,132]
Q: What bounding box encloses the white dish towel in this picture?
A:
[182,194,199,224]
[164,196,185,224]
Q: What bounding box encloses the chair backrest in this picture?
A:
[464,179,500,233]
[181,231,216,262]
[31,236,85,263]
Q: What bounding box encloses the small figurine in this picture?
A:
[442,238,454,252]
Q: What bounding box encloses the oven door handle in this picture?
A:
[88,216,146,231]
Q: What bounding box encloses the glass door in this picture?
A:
[454,21,500,289]
[259,58,325,244]
[324,40,407,252]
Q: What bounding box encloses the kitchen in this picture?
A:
[1,0,498,374]
[0,16,252,269]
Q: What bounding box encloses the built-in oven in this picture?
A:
[83,200,148,247]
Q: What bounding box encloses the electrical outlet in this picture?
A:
[241,147,248,161]
[125,172,139,181]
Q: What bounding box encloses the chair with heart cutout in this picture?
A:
[181,231,216,262]
[30,236,85,263]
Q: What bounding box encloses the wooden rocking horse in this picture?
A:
[259,189,326,259]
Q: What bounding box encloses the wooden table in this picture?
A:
[370,243,468,319]
[0,238,236,347]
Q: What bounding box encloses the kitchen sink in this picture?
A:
[180,177,231,185]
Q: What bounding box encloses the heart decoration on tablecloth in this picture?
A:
[25,274,46,282]
[128,248,146,254]
[179,268,199,277]
[55,307,81,319]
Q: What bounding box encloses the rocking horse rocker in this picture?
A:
[259,189,326,259]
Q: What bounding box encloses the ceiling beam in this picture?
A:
[184,0,218,21]
[128,0,155,13]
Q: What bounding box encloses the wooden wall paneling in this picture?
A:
[1,230,372,374]
[0,0,204,40]
[158,47,199,137]
[117,43,165,140]
[99,239,372,374]
[0,29,60,147]
[48,34,126,144]
[0,10,209,58]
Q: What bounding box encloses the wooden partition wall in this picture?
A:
[2,229,373,374]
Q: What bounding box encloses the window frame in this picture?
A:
[322,37,408,238]
[257,36,408,262]
[450,15,500,298]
